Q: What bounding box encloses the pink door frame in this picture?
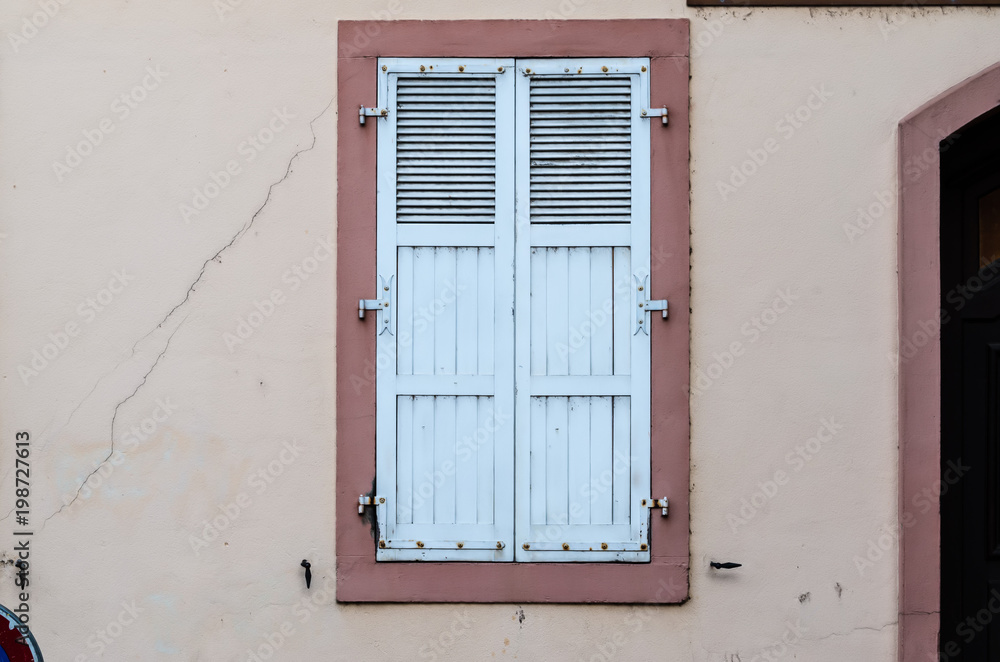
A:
[898,61,1000,659]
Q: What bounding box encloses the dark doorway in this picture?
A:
[940,108,1000,659]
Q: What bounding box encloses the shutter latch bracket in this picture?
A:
[641,106,668,126]
[359,106,389,125]
[359,275,394,335]
[642,497,669,517]
[635,274,668,335]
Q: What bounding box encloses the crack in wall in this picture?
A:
[37,97,335,457]
[42,320,185,527]
[42,97,336,530]
[38,97,335,528]
[127,97,335,358]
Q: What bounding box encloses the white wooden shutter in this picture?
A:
[375,58,515,561]
[513,59,652,562]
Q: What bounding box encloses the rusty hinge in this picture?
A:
[359,106,389,125]
[358,494,385,514]
[642,497,669,517]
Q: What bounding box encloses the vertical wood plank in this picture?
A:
[546,396,569,525]
[477,396,495,524]
[434,396,457,524]
[412,395,435,524]
[478,248,495,376]
[456,248,478,375]
[546,248,569,376]
[612,247,631,376]
[435,247,458,375]
[590,247,614,376]
[567,248,591,376]
[455,395,478,524]
[612,396,631,525]
[567,396,590,525]
[397,247,414,376]
[396,396,413,524]
[530,248,547,376]
[590,396,613,525]
[412,248,435,376]
[530,396,546,525]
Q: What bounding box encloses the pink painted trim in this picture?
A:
[336,20,690,603]
[898,61,1000,659]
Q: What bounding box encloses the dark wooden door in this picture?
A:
[940,110,1000,659]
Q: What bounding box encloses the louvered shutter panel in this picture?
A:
[513,59,652,562]
[375,59,515,561]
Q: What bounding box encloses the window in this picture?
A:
[337,19,690,601]
[376,56,652,562]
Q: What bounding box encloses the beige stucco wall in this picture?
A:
[0,0,997,659]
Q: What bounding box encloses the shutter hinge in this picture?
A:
[359,275,393,335]
[359,106,389,125]
[642,497,669,517]
[634,274,668,335]
[640,106,668,126]
[358,494,385,514]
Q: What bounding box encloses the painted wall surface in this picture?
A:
[0,1,997,660]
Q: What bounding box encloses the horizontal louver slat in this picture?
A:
[529,75,632,224]
[396,76,497,223]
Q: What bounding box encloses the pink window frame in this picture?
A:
[898,61,1000,658]
[335,19,690,603]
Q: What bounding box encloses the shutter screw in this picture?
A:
[496,541,503,549]
[459,65,465,72]
[641,499,647,505]
[602,66,609,73]
[416,541,424,548]
[601,543,608,550]
[640,543,648,551]
[638,285,644,291]
[457,542,464,549]
[384,286,389,291]
[382,65,387,71]
[498,67,504,73]
[641,66,647,72]
[564,68,569,72]
[420,65,426,72]
[522,543,530,550]
[379,497,385,503]
[379,540,386,548]
[562,543,570,551]
[525,68,532,74]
